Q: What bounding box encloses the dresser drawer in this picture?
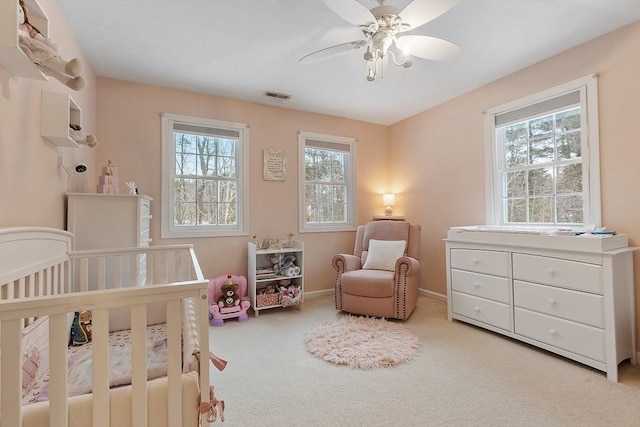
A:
[451,269,510,304]
[452,292,511,331]
[450,249,509,277]
[512,253,602,294]
[514,281,604,328]
[515,308,605,362]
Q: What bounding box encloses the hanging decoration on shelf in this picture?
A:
[17,0,86,91]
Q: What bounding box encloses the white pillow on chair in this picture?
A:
[362,239,406,271]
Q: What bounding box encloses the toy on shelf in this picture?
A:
[270,254,301,277]
[209,274,250,327]
[18,0,86,90]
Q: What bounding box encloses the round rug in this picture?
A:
[305,315,421,369]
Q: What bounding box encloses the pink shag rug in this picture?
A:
[305,316,421,369]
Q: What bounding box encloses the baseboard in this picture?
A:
[304,288,334,299]
[419,288,447,303]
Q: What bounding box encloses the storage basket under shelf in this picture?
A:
[256,293,280,307]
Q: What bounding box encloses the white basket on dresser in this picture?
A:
[445,226,637,382]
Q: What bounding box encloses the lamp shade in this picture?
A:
[383,193,395,207]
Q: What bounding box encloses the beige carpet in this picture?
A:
[305,315,421,369]
[208,294,640,426]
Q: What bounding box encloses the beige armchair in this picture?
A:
[332,221,421,320]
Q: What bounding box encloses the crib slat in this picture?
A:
[131,303,148,425]
[197,289,211,427]
[92,308,110,427]
[49,313,69,426]
[167,299,182,425]
[115,255,123,288]
[98,256,106,290]
[1,319,22,427]
[146,252,154,285]
[80,258,89,292]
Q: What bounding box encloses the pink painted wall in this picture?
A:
[390,22,640,342]
[1,0,638,346]
[0,0,97,228]
[94,78,390,290]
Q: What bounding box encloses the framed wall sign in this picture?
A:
[263,149,286,181]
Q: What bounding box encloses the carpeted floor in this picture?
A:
[208,293,640,426]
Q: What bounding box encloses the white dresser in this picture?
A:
[445,227,637,382]
[67,193,153,286]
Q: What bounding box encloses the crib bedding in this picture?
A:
[23,323,169,405]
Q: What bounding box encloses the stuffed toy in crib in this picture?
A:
[18,0,86,90]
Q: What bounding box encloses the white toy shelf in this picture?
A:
[0,0,48,80]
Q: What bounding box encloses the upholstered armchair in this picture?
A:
[332,221,421,320]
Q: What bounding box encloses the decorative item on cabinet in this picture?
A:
[97,161,119,194]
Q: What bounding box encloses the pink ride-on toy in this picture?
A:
[209,274,250,327]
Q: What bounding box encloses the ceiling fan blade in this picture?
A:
[323,0,375,26]
[399,0,460,30]
[299,40,367,64]
[396,35,462,61]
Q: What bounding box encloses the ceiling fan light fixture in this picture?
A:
[304,0,462,82]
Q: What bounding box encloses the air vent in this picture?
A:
[264,91,291,103]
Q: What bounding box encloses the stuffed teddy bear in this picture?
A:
[216,279,240,309]
[17,0,86,91]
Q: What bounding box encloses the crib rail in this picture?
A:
[0,241,210,427]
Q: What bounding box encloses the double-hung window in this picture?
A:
[161,113,249,238]
[484,75,601,229]
[298,131,357,232]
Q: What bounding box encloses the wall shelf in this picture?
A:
[0,0,48,80]
[41,90,82,147]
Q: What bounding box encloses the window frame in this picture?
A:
[298,131,357,233]
[161,112,250,238]
[483,74,601,229]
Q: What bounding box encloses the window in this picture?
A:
[298,131,357,232]
[161,113,249,238]
[484,75,601,229]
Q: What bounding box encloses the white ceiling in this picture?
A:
[57,0,640,126]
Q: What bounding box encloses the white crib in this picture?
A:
[0,227,219,427]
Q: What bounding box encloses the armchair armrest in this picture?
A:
[395,256,420,277]
[332,253,361,273]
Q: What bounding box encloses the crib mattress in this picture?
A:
[23,323,168,405]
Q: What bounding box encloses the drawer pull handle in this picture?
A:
[547,269,556,277]
[472,259,480,265]
[549,329,557,336]
[473,282,481,289]
[474,307,481,313]
[547,298,556,306]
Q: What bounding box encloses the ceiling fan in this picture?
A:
[300,0,463,81]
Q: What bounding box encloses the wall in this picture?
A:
[0,1,97,228]
[95,78,390,291]
[390,22,640,345]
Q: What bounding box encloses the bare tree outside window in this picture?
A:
[173,132,238,227]
[498,107,583,225]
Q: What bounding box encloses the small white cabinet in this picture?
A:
[67,193,152,250]
[445,228,637,382]
[248,240,304,316]
[41,90,82,147]
[67,193,152,287]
